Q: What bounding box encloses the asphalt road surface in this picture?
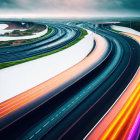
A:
[0,23,139,140]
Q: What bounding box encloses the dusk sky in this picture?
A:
[0,0,140,18]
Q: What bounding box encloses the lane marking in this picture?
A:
[43,122,49,127]
[51,118,54,121]
[62,108,66,111]
[88,87,91,90]
[29,135,34,139]
[35,129,41,134]
[75,97,79,100]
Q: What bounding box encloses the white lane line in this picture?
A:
[29,135,34,139]
[67,104,71,107]
[55,114,58,117]
[35,129,41,134]
[43,122,49,127]
[75,97,79,100]
[62,108,66,111]
[51,118,54,121]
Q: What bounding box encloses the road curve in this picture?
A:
[0,24,81,63]
[85,67,140,140]
[0,32,109,139]
[47,24,140,140]
[20,33,110,140]
[0,22,139,140]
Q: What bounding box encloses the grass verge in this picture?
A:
[109,28,122,33]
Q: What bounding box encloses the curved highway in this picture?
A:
[0,22,139,140]
[0,25,91,130]
[20,33,111,140]
[0,24,81,63]
[0,25,57,52]
[55,24,140,140]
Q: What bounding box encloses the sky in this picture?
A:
[0,0,140,18]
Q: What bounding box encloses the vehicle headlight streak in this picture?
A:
[100,83,140,140]
[128,112,140,140]
[0,33,108,127]
[0,23,140,140]
[99,32,140,140]
[86,29,140,140]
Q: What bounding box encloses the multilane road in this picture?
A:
[0,23,139,140]
[0,24,81,63]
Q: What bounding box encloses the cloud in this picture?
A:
[0,0,139,16]
[0,0,16,8]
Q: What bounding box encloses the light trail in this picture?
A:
[21,33,111,140]
[122,32,140,44]
[0,33,107,120]
[85,68,140,140]
[99,83,140,140]
[127,112,140,140]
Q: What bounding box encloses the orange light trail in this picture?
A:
[122,32,140,44]
[0,34,108,119]
[86,30,140,140]
[99,83,140,140]
[86,68,140,140]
